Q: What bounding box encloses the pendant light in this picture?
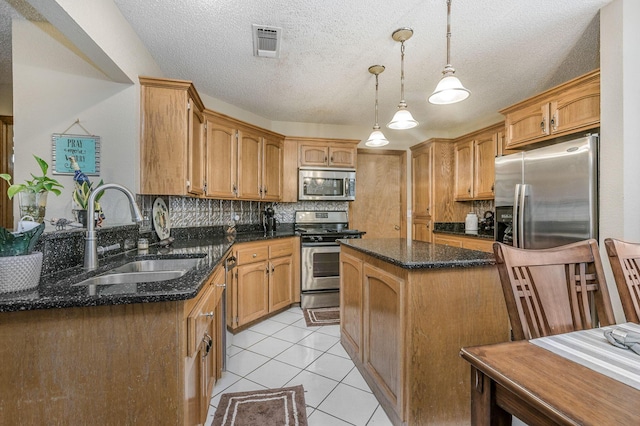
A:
[365,65,390,147]
[387,28,418,130]
[428,0,470,105]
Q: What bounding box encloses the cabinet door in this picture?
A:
[505,102,550,148]
[363,263,405,421]
[340,251,363,361]
[412,219,432,243]
[262,136,283,201]
[205,118,237,198]
[473,135,496,199]
[550,76,600,135]
[236,261,269,326]
[328,145,356,168]
[269,256,293,312]
[187,99,206,196]
[412,145,432,217]
[454,140,474,201]
[299,144,329,167]
[237,129,262,200]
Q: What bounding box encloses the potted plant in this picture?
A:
[72,179,105,227]
[0,155,64,223]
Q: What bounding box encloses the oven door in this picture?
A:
[301,243,341,292]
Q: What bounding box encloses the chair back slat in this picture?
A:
[604,238,640,323]
[494,239,615,340]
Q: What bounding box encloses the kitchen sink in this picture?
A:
[72,257,202,286]
[107,258,201,274]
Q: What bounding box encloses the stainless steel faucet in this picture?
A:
[84,183,143,270]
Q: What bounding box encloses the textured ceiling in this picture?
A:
[2,0,613,145]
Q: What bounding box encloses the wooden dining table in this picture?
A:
[460,324,640,426]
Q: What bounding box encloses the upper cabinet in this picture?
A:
[453,123,502,201]
[298,139,358,168]
[501,69,600,149]
[204,110,284,201]
[139,76,206,196]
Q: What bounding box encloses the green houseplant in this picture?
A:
[0,155,64,223]
[72,179,105,227]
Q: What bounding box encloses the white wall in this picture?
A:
[600,0,640,323]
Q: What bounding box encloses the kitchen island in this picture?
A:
[338,238,510,426]
[0,230,297,425]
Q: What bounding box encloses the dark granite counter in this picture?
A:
[338,238,495,269]
[0,230,296,313]
[433,222,495,240]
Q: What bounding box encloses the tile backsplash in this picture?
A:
[137,195,349,229]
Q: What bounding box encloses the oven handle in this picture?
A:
[301,242,341,247]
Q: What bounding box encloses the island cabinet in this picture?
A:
[453,123,502,201]
[432,234,494,253]
[501,69,600,149]
[139,76,206,196]
[204,110,284,201]
[410,139,467,243]
[228,237,299,330]
[339,241,510,426]
[0,260,226,426]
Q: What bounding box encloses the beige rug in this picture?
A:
[213,385,307,426]
[303,307,340,327]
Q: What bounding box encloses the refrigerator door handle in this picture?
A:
[513,184,521,248]
[518,184,528,248]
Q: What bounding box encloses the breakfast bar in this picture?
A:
[338,238,511,425]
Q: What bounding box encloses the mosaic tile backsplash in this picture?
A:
[137,195,349,230]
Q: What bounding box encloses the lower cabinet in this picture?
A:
[433,234,494,253]
[229,237,298,330]
[339,245,509,425]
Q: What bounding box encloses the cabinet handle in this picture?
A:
[426,223,430,229]
[215,283,226,288]
[201,311,215,319]
[232,184,238,195]
[540,118,545,133]
[467,188,471,194]
[491,183,495,192]
[330,156,334,163]
[202,333,213,358]
[252,253,257,258]
[324,156,328,163]
[551,113,557,131]
[394,225,400,231]
[264,187,268,194]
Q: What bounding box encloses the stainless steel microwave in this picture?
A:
[298,167,356,201]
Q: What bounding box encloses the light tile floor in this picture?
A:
[205,306,393,426]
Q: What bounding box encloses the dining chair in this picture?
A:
[604,238,640,323]
[493,239,615,340]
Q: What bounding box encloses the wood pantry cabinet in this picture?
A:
[204,110,284,201]
[501,69,600,149]
[0,260,226,425]
[139,76,206,196]
[339,245,509,425]
[228,237,299,330]
[410,139,467,243]
[453,123,502,201]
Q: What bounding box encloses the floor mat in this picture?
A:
[303,307,340,327]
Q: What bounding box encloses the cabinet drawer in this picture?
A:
[187,284,217,357]
[269,239,293,258]
[236,246,269,265]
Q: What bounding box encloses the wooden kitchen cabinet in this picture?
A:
[433,234,494,253]
[139,76,206,195]
[204,110,284,201]
[340,245,509,425]
[453,123,501,201]
[501,69,600,149]
[229,237,298,330]
[0,258,226,425]
[410,139,466,243]
[297,138,360,168]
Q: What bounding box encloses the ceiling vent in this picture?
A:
[252,24,282,58]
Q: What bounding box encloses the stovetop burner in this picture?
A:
[294,210,365,240]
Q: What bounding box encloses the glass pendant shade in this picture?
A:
[429,0,470,105]
[365,128,389,147]
[428,70,470,104]
[388,107,418,130]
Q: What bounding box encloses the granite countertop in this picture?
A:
[0,230,296,313]
[338,238,495,269]
[432,222,495,240]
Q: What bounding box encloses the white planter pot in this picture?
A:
[0,251,43,293]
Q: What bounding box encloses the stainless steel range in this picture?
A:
[295,211,364,309]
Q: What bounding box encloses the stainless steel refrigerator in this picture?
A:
[494,133,598,249]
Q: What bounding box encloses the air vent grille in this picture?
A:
[252,24,282,58]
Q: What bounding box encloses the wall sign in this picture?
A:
[51,133,101,175]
